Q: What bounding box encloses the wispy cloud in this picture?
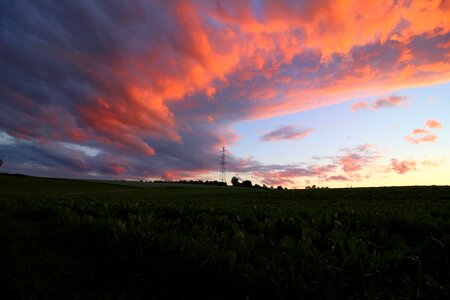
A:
[261,126,314,142]
[326,175,350,182]
[404,134,438,144]
[371,96,407,109]
[351,95,407,112]
[390,159,416,174]
[254,164,336,186]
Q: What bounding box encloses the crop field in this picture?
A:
[1,174,450,299]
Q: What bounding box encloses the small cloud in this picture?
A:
[422,159,444,167]
[352,96,407,112]
[338,144,380,173]
[404,134,437,144]
[351,101,368,112]
[371,95,407,110]
[261,125,314,142]
[356,143,373,151]
[412,128,429,135]
[425,119,442,129]
[340,153,364,172]
[326,175,350,181]
[207,115,214,123]
[390,159,416,174]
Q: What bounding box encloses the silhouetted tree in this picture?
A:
[276,185,283,190]
[242,180,252,187]
[231,176,239,186]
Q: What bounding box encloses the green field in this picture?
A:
[1,174,449,299]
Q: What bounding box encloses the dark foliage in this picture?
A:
[1,175,450,299]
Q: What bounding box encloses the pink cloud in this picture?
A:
[103,164,126,175]
[351,101,369,112]
[338,144,380,173]
[404,134,438,144]
[412,128,429,135]
[251,144,382,186]
[253,164,336,186]
[340,154,364,172]
[371,95,407,110]
[253,172,294,186]
[262,126,314,142]
[390,159,416,174]
[425,119,442,129]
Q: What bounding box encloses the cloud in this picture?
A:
[351,101,369,112]
[390,159,416,174]
[261,126,314,142]
[351,95,407,112]
[404,134,438,144]
[326,175,350,182]
[1,1,450,179]
[253,164,336,186]
[412,129,429,135]
[422,159,444,167]
[404,119,442,144]
[338,144,380,173]
[371,95,407,110]
[425,119,442,128]
[250,144,380,186]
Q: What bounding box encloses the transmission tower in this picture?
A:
[219,146,226,184]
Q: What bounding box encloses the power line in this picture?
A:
[219,146,226,184]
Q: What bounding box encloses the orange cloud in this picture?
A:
[426,119,442,128]
[412,129,429,135]
[404,134,438,144]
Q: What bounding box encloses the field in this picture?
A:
[1,174,450,299]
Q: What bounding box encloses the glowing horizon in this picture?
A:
[1,0,449,188]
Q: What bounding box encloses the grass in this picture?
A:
[1,173,450,299]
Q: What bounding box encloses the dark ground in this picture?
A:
[1,173,449,299]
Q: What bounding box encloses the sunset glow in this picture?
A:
[1,0,449,187]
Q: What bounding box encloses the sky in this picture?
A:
[1,0,449,188]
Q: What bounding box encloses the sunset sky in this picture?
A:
[1,0,449,188]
